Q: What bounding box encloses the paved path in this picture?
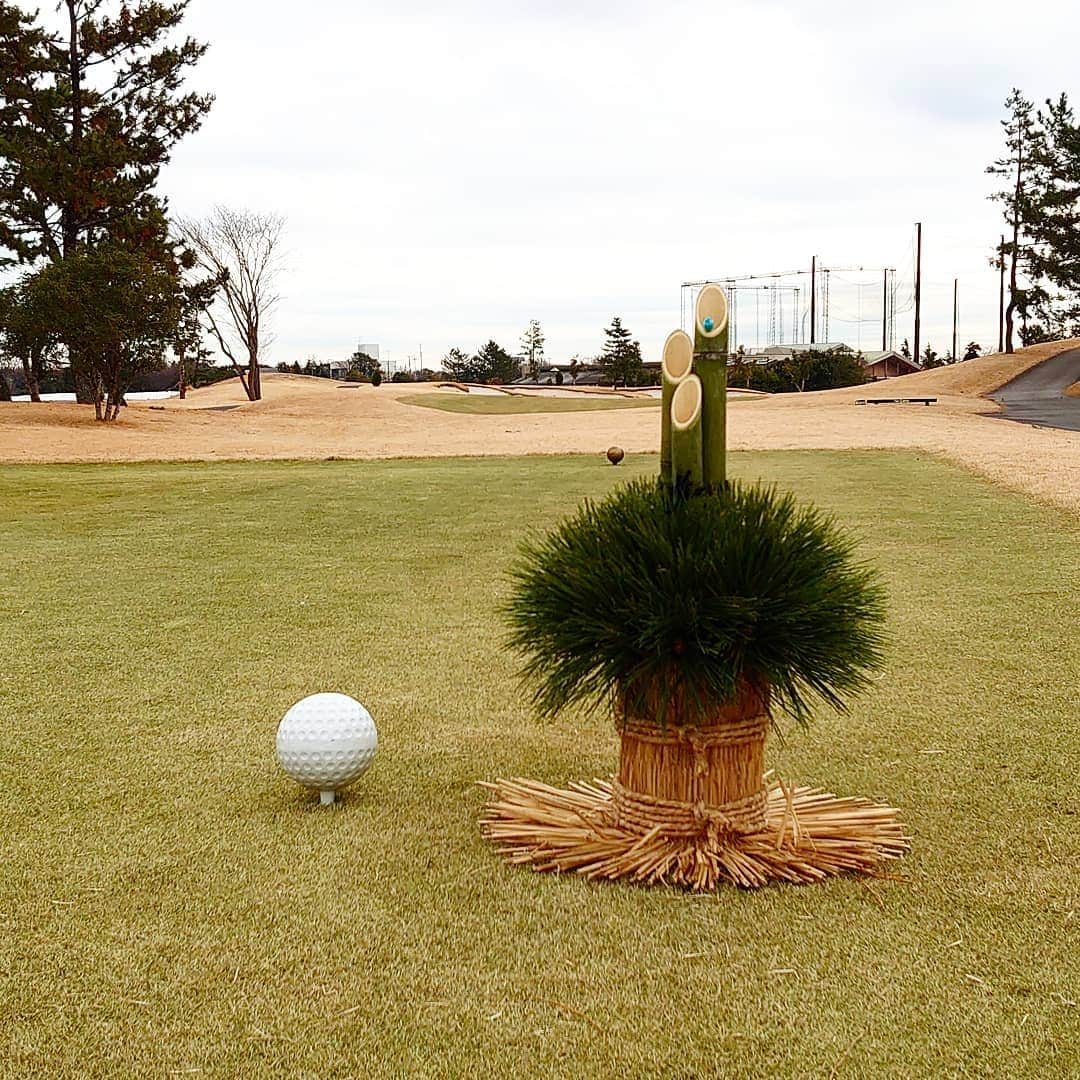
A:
[990,347,1080,431]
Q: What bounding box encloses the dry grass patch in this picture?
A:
[404,392,660,415]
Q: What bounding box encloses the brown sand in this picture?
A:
[2,342,1078,514]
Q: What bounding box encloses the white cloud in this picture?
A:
[160,0,1080,366]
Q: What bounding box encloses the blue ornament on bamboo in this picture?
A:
[703,316,715,332]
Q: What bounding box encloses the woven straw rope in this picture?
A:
[619,711,767,747]
[612,781,768,838]
[614,710,771,837]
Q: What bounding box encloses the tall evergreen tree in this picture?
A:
[598,316,643,387]
[442,347,474,383]
[520,319,544,380]
[0,1,212,397]
[442,341,519,384]
[1027,94,1080,338]
[347,350,381,381]
[0,1,212,262]
[0,268,62,401]
[37,228,192,419]
[475,339,519,383]
[987,90,1045,353]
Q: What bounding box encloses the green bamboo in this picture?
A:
[660,330,693,483]
[670,374,703,488]
[693,284,730,489]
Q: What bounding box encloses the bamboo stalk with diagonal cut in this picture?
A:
[670,373,703,488]
[660,329,693,484]
[693,283,730,489]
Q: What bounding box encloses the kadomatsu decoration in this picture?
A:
[480,284,908,891]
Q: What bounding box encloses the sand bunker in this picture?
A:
[2,344,1078,514]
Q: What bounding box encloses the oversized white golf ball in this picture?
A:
[276,692,378,804]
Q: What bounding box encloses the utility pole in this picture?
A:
[952,278,958,362]
[998,234,1006,353]
[882,268,888,351]
[913,222,923,365]
[810,255,817,344]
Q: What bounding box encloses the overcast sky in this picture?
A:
[160,0,1080,369]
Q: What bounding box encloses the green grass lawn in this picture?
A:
[1,452,1077,1077]
[403,390,660,414]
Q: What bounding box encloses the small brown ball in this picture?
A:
[606,446,625,465]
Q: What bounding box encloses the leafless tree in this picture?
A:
[179,207,284,401]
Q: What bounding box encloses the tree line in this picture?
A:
[989,89,1080,351]
[436,316,650,386]
[0,2,284,417]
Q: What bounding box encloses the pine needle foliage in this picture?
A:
[506,480,887,727]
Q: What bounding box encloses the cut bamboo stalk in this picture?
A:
[670,374,703,489]
[660,330,694,483]
[693,283,729,489]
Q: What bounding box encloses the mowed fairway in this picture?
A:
[1,453,1077,1077]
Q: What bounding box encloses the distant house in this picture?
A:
[512,367,566,386]
[859,350,921,380]
[512,363,606,386]
[748,343,920,380]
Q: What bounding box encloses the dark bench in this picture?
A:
[855,397,937,406]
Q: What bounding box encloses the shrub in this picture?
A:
[506,479,885,726]
[371,370,383,387]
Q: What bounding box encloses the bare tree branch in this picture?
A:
[178,207,284,401]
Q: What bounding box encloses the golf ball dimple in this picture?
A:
[276,692,377,793]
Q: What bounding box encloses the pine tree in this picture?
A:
[0,269,61,401]
[348,350,381,381]
[987,90,1046,353]
[599,317,644,388]
[1027,94,1080,337]
[475,340,519,384]
[442,347,474,382]
[0,1,212,263]
[521,319,544,380]
[35,229,192,419]
[0,1,212,398]
[899,338,911,360]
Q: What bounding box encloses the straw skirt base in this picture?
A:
[480,774,909,892]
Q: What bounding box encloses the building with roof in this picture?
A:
[858,350,920,379]
[748,343,919,379]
